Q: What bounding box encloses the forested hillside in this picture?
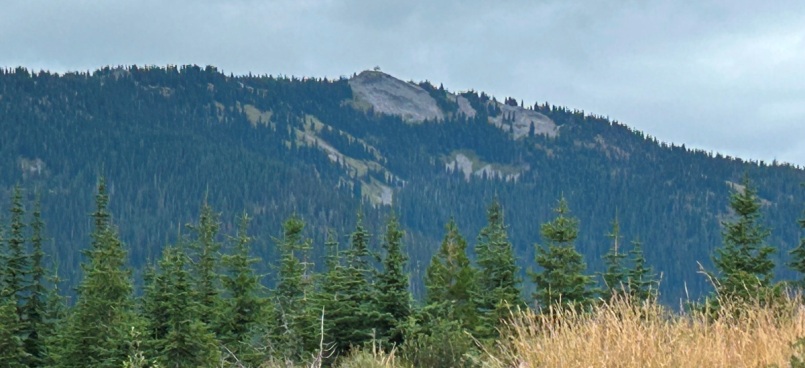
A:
[1,65,803,305]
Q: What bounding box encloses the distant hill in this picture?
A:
[1,65,803,304]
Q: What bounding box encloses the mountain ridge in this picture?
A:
[0,64,803,304]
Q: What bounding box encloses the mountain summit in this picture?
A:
[0,65,802,303]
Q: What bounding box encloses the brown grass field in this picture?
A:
[296,295,805,368]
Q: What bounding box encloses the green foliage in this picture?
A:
[219,212,267,365]
[789,210,805,287]
[424,219,478,331]
[0,291,28,368]
[151,245,220,367]
[187,202,225,330]
[375,213,412,348]
[53,178,139,368]
[22,197,51,367]
[532,196,596,311]
[4,186,28,308]
[400,314,478,368]
[324,213,381,357]
[711,175,777,303]
[601,215,628,301]
[272,215,316,361]
[473,199,522,339]
[626,238,659,301]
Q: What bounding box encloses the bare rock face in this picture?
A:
[349,70,444,123]
[491,103,558,138]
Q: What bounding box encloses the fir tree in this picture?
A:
[711,175,776,302]
[626,238,658,301]
[788,208,805,287]
[375,213,411,348]
[5,186,28,312]
[54,178,138,368]
[320,213,379,357]
[474,199,522,339]
[272,215,315,360]
[220,213,266,365]
[153,246,221,367]
[0,292,28,367]
[22,197,49,367]
[424,219,477,331]
[187,202,224,330]
[532,196,596,311]
[601,215,628,301]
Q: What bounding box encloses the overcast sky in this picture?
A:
[2,0,804,167]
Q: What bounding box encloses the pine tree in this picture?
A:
[474,199,522,339]
[626,238,658,301]
[424,219,477,331]
[272,215,315,360]
[711,175,776,302]
[532,196,596,311]
[375,213,411,348]
[54,178,139,368]
[601,215,628,301]
[220,212,266,365]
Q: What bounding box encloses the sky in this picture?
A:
[2,0,805,167]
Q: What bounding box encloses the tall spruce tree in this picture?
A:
[601,215,628,301]
[790,213,805,287]
[272,215,315,360]
[54,178,138,368]
[330,213,379,355]
[375,213,411,348]
[152,246,220,367]
[5,186,28,313]
[711,175,776,302]
[0,291,28,367]
[424,219,477,330]
[22,197,49,367]
[187,202,224,330]
[220,213,266,365]
[626,238,658,301]
[474,199,522,339]
[532,196,596,311]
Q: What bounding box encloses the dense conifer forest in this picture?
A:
[1,64,805,365]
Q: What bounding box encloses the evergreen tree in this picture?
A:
[54,178,138,368]
[22,197,49,366]
[272,215,315,360]
[220,213,266,365]
[153,246,221,367]
[0,292,28,367]
[187,202,224,330]
[532,196,596,311]
[424,219,477,331]
[319,213,379,357]
[601,215,628,301]
[474,199,522,339]
[5,186,28,312]
[626,238,658,301]
[375,213,411,348]
[788,207,805,287]
[711,175,776,302]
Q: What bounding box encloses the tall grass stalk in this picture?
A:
[492,294,805,367]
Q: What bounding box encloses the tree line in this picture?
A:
[0,174,802,367]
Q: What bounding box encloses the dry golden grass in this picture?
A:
[489,295,805,368]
